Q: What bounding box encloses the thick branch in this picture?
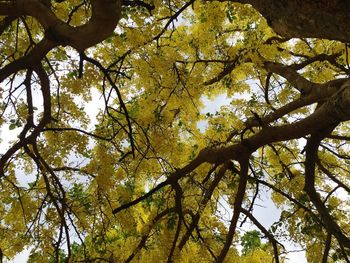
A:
[245,78,347,129]
[304,126,350,248]
[264,61,317,94]
[322,233,332,263]
[216,157,249,262]
[0,0,121,51]
[230,0,350,43]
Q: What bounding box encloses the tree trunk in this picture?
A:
[235,0,350,42]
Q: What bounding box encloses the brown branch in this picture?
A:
[304,125,350,249]
[167,183,183,262]
[24,143,71,260]
[203,51,247,86]
[52,166,96,178]
[0,0,122,91]
[113,80,350,220]
[264,72,272,105]
[19,69,34,140]
[216,157,249,262]
[0,38,55,83]
[320,143,350,160]
[264,61,318,94]
[153,0,195,42]
[327,134,350,141]
[239,162,259,227]
[0,0,121,51]
[43,127,121,142]
[290,53,342,71]
[245,78,346,130]
[322,233,332,263]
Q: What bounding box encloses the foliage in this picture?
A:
[241,230,262,256]
[0,0,350,262]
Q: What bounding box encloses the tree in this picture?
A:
[0,0,349,262]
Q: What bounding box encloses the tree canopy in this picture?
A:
[0,0,350,262]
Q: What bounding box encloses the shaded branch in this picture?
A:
[216,157,249,262]
[304,125,350,248]
[322,233,332,263]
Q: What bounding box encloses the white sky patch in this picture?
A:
[202,93,231,114]
[83,87,104,128]
[284,247,307,263]
[0,124,20,155]
[10,248,32,263]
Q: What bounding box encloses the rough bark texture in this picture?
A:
[235,0,350,42]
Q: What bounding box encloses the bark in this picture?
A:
[0,0,121,78]
[233,0,350,42]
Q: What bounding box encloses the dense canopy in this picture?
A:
[0,0,350,262]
